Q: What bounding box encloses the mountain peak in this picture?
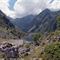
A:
[43,9,51,12]
[27,9,57,33]
[40,9,51,15]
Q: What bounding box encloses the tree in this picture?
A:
[33,33,42,46]
[43,42,60,60]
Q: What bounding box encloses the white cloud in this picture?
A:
[0,0,15,18]
[13,0,50,18]
[0,0,9,14]
[48,0,60,11]
[0,0,60,18]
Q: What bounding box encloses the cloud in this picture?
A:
[0,0,9,14]
[0,0,60,18]
[48,0,60,11]
[14,0,50,18]
[0,0,15,18]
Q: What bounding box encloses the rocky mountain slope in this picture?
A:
[0,10,24,39]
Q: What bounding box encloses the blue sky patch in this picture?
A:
[8,0,17,10]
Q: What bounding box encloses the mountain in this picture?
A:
[28,9,57,33]
[13,9,60,33]
[0,10,24,39]
[12,15,35,32]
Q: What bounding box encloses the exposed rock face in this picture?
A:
[0,42,19,58]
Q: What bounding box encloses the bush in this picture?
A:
[56,16,60,30]
[43,42,60,60]
[32,33,43,45]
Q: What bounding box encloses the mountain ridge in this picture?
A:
[28,9,57,33]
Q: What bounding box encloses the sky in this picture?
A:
[0,0,60,18]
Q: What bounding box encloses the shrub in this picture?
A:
[56,16,60,30]
[43,42,60,60]
[32,33,43,45]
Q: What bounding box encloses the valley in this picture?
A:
[0,9,60,60]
